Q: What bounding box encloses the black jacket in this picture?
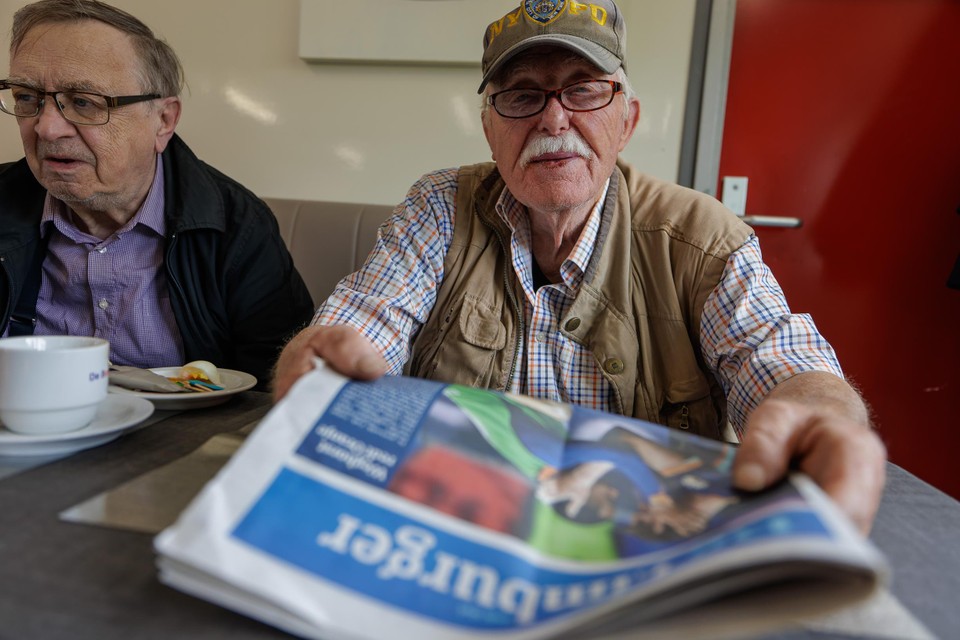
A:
[0,135,313,386]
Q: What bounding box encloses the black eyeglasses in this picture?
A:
[487,79,624,119]
[0,81,160,126]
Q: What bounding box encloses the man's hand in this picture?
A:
[272,325,388,401]
[732,372,887,535]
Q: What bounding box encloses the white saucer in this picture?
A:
[0,395,155,457]
[108,367,257,410]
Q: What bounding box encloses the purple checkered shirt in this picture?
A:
[314,168,842,435]
[34,156,185,367]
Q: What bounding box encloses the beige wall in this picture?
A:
[0,0,696,205]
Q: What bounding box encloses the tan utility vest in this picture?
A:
[406,161,752,440]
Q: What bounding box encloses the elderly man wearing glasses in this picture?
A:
[274,0,885,533]
[0,0,312,386]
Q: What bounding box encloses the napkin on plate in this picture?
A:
[109,365,188,393]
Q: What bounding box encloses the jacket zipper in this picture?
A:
[488,223,524,391]
[165,233,187,302]
[0,256,11,328]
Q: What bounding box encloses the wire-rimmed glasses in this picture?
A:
[0,80,160,126]
[487,79,624,119]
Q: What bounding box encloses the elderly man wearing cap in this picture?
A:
[274,0,885,533]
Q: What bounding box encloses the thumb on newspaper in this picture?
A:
[733,397,886,536]
[272,324,388,401]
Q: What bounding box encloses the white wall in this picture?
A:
[0,0,696,205]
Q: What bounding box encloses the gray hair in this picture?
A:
[10,0,184,97]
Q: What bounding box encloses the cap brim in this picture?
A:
[478,34,621,93]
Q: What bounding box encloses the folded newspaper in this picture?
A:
[155,362,888,640]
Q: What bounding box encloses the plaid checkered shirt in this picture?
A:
[314,168,842,436]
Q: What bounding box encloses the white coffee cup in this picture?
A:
[0,336,110,435]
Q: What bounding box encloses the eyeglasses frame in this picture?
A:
[486,79,625,120]
[0,80,161,126]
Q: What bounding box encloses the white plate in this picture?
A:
[108,367,257,410]
[0,395,155,457]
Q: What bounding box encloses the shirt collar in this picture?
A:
[495,178,611,290]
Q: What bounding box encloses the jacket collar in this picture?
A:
[0,160,46,252]
[161,133,226,235]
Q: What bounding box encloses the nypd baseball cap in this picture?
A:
[479,0,627,93]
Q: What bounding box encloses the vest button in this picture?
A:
[604,358,624,374]
[565,317,581,331]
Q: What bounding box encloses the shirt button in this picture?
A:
[97,247,107,254]
[98,299,109,310]
[604,358,624,374]
[565,317,581,331]
[536,332,546,343]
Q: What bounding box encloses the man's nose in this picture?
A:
[537,93,570,134]
[34,97,75,138]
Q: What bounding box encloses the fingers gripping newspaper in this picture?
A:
[155,361,888,640]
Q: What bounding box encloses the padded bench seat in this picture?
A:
[264,197,394,306]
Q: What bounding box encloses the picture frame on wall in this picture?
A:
[298,0,518,65]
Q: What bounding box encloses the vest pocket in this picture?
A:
[459,295,506,350]
[410,294,506,388]
[658,374,721,439]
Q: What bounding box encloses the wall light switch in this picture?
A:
[721,176,748,216]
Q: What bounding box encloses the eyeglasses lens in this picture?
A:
[0,86,110,125]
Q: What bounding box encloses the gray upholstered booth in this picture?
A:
[264,197,394,306]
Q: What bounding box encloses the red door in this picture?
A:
[718,0,960,498]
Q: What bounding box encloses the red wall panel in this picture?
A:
[719,0,960,497]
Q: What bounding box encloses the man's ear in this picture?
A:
[481,108,497,162]
[618,97,641,152]
[154,97,181,153]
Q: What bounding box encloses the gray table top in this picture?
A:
[0,390,956,639]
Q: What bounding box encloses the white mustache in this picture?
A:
[519,133,593,167]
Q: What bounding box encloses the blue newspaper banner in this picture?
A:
[231,467,833,631]
[295,377,444,488]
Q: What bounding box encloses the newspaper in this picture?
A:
[155,361,889,640]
